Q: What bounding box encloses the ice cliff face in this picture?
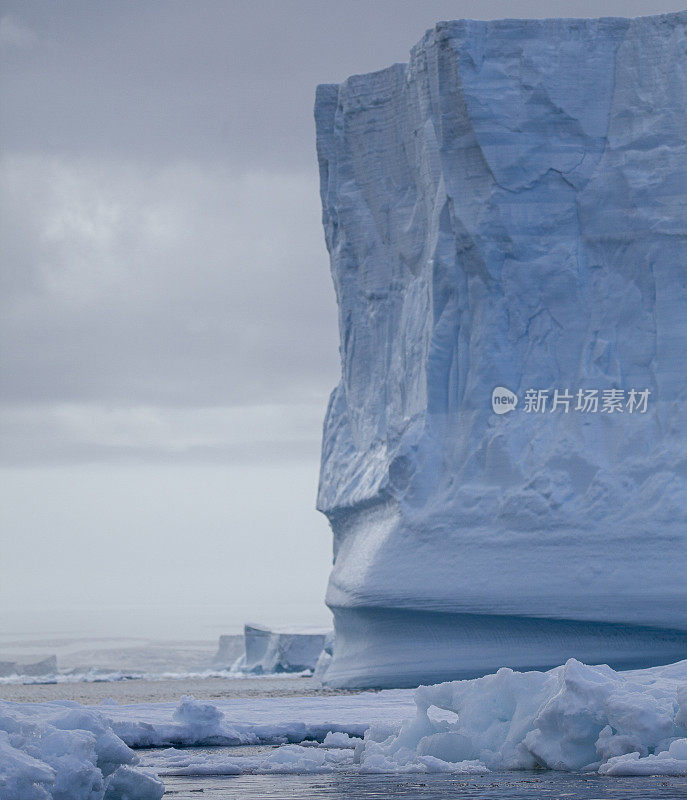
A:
[315,12,687,688]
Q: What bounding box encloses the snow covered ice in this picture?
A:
[105,658,687,778]
[355,658,687,776]
[314,11,687,687]
[100,687,412,748]
[2,658,686,794]
[0,700,164,800]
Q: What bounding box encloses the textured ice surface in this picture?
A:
[314,12,687,687]
[0,701,164,800]
[4,661,684,788]
[101,688,413,748]
[356,658,687,775]
[111,659,687,778]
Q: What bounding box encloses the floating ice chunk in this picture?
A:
[0,700,163,800]
[259,744,347,773]
[149,743,354,776]
[355,658,687,775]
[415,755,488,774]
[599,738,687,776]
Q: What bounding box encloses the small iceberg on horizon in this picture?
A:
[221,624,332,675]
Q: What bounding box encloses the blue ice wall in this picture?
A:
[315,13,687,687]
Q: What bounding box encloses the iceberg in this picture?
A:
[233,624,331,674]
[0,656,57,679]
[211,634,244,668]
[315,12,687,688]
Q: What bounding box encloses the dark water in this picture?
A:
[162,771,687,799]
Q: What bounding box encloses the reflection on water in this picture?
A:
[162,771,687,799]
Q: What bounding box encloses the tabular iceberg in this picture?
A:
[232,624,331,674]
[315,12,687,688]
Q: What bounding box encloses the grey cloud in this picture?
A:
[0,156,339,409]
[0,402,325,465]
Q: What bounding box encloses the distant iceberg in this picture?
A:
[0,656,57,679]
[314,12,687,687]
[231,624,331,674]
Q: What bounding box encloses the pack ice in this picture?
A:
[315,12,687,688]
[0,701,164,800]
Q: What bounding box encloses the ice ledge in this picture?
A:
[323,607,687,689]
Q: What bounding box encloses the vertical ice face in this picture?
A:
[314,13,687,688]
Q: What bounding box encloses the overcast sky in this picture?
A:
[1,0,683,641]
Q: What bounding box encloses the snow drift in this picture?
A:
[314,12,687,687]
